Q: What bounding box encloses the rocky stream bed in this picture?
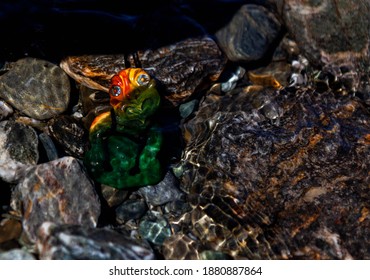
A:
[0,0,369,260]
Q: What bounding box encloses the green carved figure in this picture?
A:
[84,68,163,189]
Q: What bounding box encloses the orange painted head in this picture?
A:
[108,68,154,107]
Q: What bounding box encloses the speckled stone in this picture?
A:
[11,156,100,243]
[37,222,155,260]
[0,120,38,183]
[215,4,282,62]
[0,57,70,120]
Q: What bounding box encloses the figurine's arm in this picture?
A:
[84,110,114,176]
[88,111,113,142]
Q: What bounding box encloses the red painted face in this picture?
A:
[108,68,153,108]
[109,69,131,107]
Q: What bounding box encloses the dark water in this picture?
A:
[0,0,249,62]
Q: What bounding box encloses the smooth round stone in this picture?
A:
[215,4,282,62]
[0,57,70,120]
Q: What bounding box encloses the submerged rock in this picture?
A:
[139,211,172,245]
[163,233,202,260]
[11,156,100,243]
[281,0,370,67]
[0,57,70,120]
[176,86,370,259]
[37,222,155,260]
[280,0,370,93]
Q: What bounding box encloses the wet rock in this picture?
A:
[215,4,282,62]
[199,250,232,260]
[100,185,128,208]
[139,211,172,245]
[0,218,22,244]
[0,57,70,120]
[46,115,89,158]
[37,222,155,260]
[176,86,370,259]
[281,0,370,89]
[164,199,192,219]
[137,171,184,207]
[11,156,100,243]
[179,99,199,119]
[115,199,148,223]
[38,132,59,161]
[163,233,202,260]
[0,120,38,183]
[282,0,370,63]
[0,249,35,260]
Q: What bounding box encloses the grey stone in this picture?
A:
[37,222,155,260]
[216,4,282,62]
[0,120,38,182]
[138,171,184,206]
[115,199,148,223]
[0,57,70,120]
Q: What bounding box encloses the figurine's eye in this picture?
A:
[137,74,150,86]
[109,85,121,97]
